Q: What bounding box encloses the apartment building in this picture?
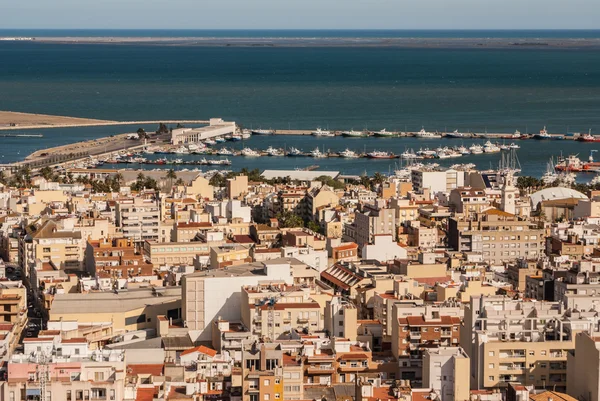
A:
[506,259,541,292]
[393,307,461,386]
[354,203,396,247]
[422,347,470,401]
[461,295,591,391]
[227,175,249,200]
[241,343,284,401]
[210,244,252,269]
[324,296,358,340]
[212,319,255,361]
[241,283,324,341]
[143,240,210,266]
[448,209,544,265]
[172,221,213,242]
[305,185,339,221]
[183,259,294,341]
[4,336,126,401]
[115,197,161,242]
[554,259,600,302]
[411,168,464,195]
[20,219,85,274]
[567,332,600,401]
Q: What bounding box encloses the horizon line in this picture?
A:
[2,28,600,31]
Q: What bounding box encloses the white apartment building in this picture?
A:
[115,197,161,242]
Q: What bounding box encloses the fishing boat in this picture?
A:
[338,149,359,158]
[415,128,442,139]
[217,148,234,156]
[251,129,274,135]
[215,136,226,143]
[312,128,334,137]
[341,130,365,138]
[230,134,243,141]
[241,131,252,140]
[266,146,284,156]
[555,154,584,172]
[483,141,501,153]
[310,147,327,158]
[374,129,394,138]
[533,126,552,140]
[173,146,189,155]
[204,139,217,146]
[367,150,396,159]
[508,143,520,149]
[241,148,261,157]
[287,147,305,157]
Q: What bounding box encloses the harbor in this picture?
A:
[4,120,600,181]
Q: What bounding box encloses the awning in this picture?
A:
[26,389,41,396]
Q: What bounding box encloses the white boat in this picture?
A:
[374,129,394,137]
[591,174,600,186]
[241,132,252,140]
[469,144,484,154]
[173,146,189,154]
[204,139,217,146]
[483,141,501,153]
[251,129,274,135]
[187,143,205,152]
[508,143,520,149]
[287,147,305,157]
[542,158,559,185]
[339,149,359,158]
[534,126,552,140]
[312,128,334,137]
[499,143,510,151]
[417,147,437,157]
[241,148,261,157]
[446,130,468,138]
[415,128,442,139]
[266,146,284,156]
[401,149,420,159]
[341,130,364,138]
[217,148,234,156]
[215,137,226,143]
[310,147,327,158]
[367,150,396,159]
[456,146,470,155]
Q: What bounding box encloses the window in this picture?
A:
[422,328,428,332]
[94,372,104,381]
[264,379,270,386]
[43,248,51,253]
[489,376,494,381]
[434,328,440,332]
[264,395,270,401]
[275,394,280,399]
[488,363,494,369]
[529,351,535,356]
[339,321,343,326]
[488,351,495,357]
[275,379,280,384]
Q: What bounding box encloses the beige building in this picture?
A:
[354,203,396,247]
[143,240,210,266]
[227,175,249,200]
[210,244,252,269]
[567,332,600,401]
[241,283,324,340]
[422,347,470,401]
[178,174,214,200]
[462,296,581,391]
[324,295,358,340]
[241,343,284,401]
[448,209,545,265]
[20,219,85,273]
[305,185,339,221]
[115,197,161,242]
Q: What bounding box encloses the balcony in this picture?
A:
[307,365,335,374]
[409,332,421,340]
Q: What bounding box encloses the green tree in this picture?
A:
[209,173,226,187]
[276,210,304,228]
[114,172,124,185]
[156,123,169,135]
[175,178,185,186]
[359,175,371,189]
[306,220,322,233]
[39,166,53,180]
[314,175,345,190]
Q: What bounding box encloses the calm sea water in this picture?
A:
[1,30,600,177]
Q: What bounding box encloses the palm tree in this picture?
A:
[166,169,177,190]
[137,172,145,182]
[114,172,124,186]
[372,172,385,185]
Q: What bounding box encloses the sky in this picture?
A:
[2,0,600,30]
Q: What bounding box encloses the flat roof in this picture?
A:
[50,287,181,315]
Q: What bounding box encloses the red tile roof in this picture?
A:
[127,364,164,377]
[180,345,217,358]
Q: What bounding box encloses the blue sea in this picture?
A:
[1,30,600,177]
